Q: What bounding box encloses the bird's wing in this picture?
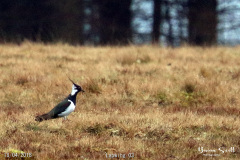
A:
[48,99,71,118]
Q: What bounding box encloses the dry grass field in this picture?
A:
[0,42,240,159]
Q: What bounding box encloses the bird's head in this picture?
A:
[69,78,85,95]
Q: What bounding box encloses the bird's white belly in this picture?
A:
[58,100,75,117]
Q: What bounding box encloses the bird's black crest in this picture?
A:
[68,77,77,85]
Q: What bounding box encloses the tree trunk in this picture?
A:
[187,0,217,46]
[97,0,132,45]
[152,0,162,44]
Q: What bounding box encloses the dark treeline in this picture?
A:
[0,0,238,46]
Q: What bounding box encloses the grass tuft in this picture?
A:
[137,54,152,64]
[84,123,106,135]
[182,82,195,94]
[25,123,41,131]
[154,91,170,106]
[232,69,240,80]
[199,67,213,78]
[16,76,29,85]
[117,53,136,65]
[85,79,102,94]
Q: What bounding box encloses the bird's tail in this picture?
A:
[35,114,52,122]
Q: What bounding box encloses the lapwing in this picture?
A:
[35,79,84,122]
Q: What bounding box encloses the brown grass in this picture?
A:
[0,42,240,159]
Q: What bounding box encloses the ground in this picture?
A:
[0,42,240,159]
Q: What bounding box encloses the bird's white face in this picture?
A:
[71,84,78,96]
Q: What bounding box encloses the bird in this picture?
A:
[35,78,84,122]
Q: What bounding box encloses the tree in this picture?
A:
[187,0,217,45]
[152,0,162,44]
[0,0,55,43]
[94,0,132,45]
[52,0,85,44]
[0,0,85,44]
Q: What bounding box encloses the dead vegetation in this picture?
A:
[0,42,240,159]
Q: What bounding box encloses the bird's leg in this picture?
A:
[62,116,67,122]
